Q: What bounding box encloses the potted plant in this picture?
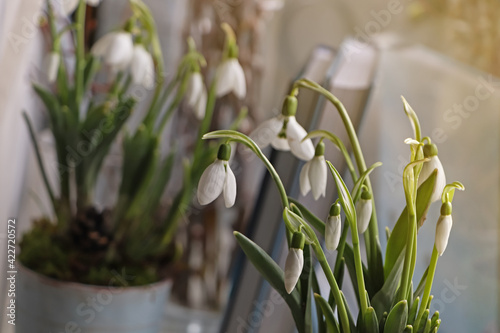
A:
[18,0,246,331]
[196,79,465,332]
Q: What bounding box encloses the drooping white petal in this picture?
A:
[418,156,446,203]
[186,72,204,107]
[223,164,237,208]
[284,248,304,294]
[435,214,452,256]
[86,0,101,6]
[355,199,372,233]
[61,0,80,15]
[270,136,290,151]
[299,161,311,196]
[215,59,235,97]
[131,45,155,88]
[308,155,327,200]
[194,86,207,120]
[325,215,341,251]
[44,52,60,83]
[249,116,283,149]
[231,59,246,99]
[91,32,115,57]
[286,116,314,161]
[106,32,134,71]
[197,160,226,205]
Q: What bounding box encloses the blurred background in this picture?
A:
[0,0,499,332]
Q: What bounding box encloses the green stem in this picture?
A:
[416,246,439,325]
[313,242,350,333]
[74,0,86,106]
[350,218,369,315]
[293,79,380,275]
[399,205,416,302]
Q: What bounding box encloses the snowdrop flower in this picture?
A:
[435,202,452,256]
[197,144,236,208]
[325,203,341,251]
[91,31,134,73]
[186,72,207,120]
[250,96,314,161]
[43,52,60,83]
[355,188,372,233]
[418,143,446,203]
[215,56,246,99]
[61,0,101,16]
[284,231,305,294]
[300,142,327,199]
[130,44,155,89]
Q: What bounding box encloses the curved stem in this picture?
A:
[416,246,439,325]
[398,202,416,302]
[293,79,380,268]
[313,242,350,333]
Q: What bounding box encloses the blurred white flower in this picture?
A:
[325,214,341,251]
[43,52,60,83]
[435,203,453,256]
[250,116,314,161]
[186,72,207,120]
[61,0,101,16]
[355,190,372,234]
[215,58,246,99]
[130,44,155,89]
[197,145,236,208]
[91,31,134,73]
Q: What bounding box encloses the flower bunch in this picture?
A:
[22,0,247,285]
[197,78,464,332]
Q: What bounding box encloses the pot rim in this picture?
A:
[18,262,172,291]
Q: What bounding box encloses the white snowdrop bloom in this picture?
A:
[300,142,327,200]
[325,203,341,251]
[215,58,246,99]
[91,31,134,73]
[43,52,60,83]
[250,96,314,160]
[130,45,155,89]
[186,72,207,120]
[284,232,305,294]
[435,202,453,256]
[61,0,101,16]
[418,143,446,203]
[355,189,372,234]
[197,144,236,208]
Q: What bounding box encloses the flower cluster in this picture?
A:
[196,82,464,333]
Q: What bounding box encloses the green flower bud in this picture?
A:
[217,143,231,161]
[282,95,298,117]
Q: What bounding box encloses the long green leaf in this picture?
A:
[371,250,405,318]
[384,170,437,277]
[314,293,340,333]
[233,232,304,329]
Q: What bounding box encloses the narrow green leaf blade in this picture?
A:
[314,293,340,333]
[233,232,303,326]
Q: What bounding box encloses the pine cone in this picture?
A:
[70,207,112,253]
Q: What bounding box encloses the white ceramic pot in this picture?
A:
[16,264,171,333]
